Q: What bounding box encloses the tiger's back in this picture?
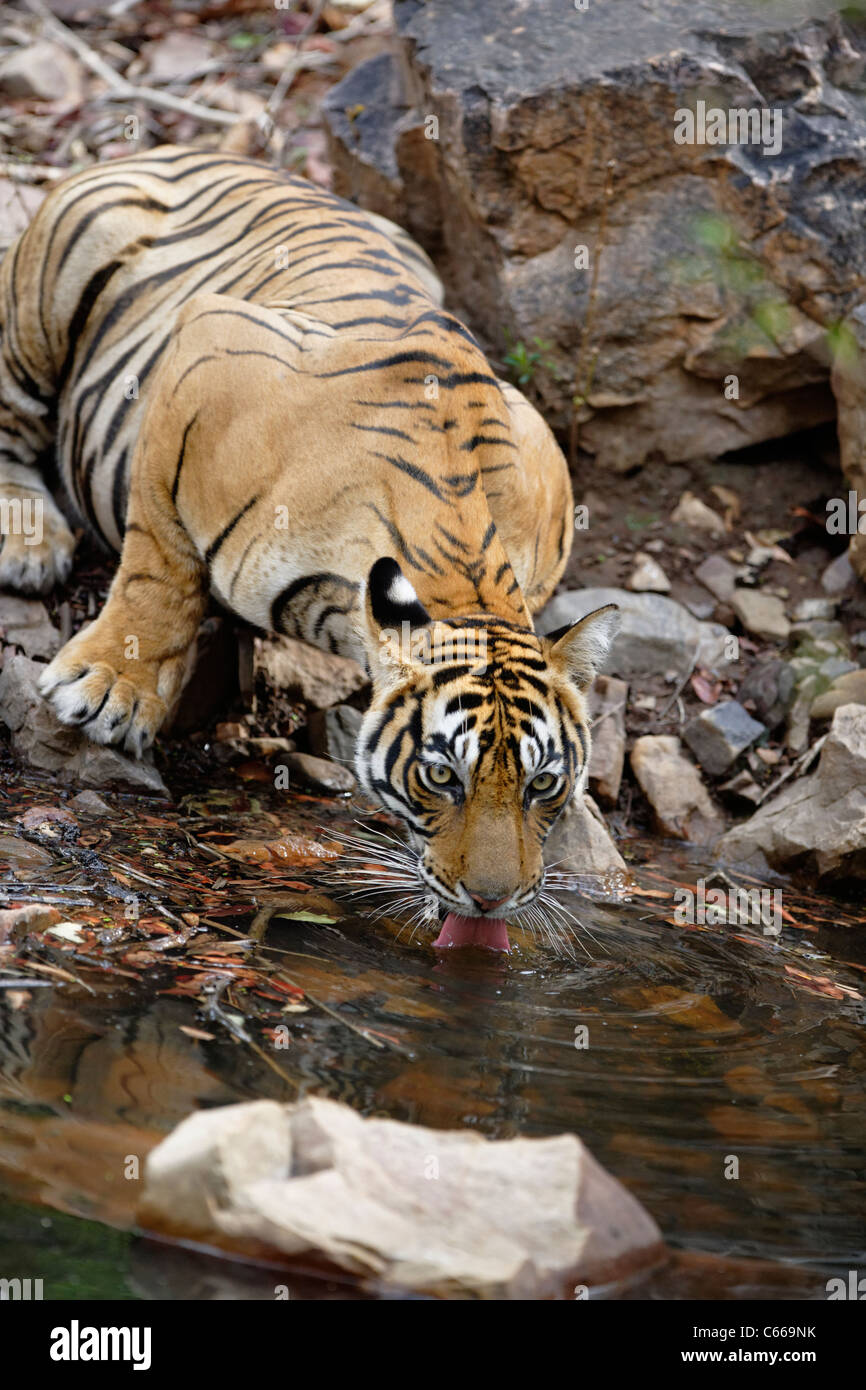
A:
[0,148,619,955]
[0,146,571,624]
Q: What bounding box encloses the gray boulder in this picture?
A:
[717,703,866,878]
[324,0,866,470]
[539,588,735,678]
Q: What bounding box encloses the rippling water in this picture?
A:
[1,767,864,1298]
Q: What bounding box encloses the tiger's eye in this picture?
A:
[428,764,455,786]
[530,771,556,793]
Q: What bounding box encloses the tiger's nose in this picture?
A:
[467,890,510,913]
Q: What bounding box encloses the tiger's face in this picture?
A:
[355,559,619,950]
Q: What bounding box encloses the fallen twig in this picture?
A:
[755,734,826,807]
[23,0,242,128]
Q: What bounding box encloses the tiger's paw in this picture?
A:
[0,489,76,594]
[39,633,169,757]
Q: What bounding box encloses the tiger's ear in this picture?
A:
[544,603,619,691]
[361,557,431,686]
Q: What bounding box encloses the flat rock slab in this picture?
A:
[138,1096,663,1298]
[718,703,866,879]
[0,653,167,794]
[539,588,735,679]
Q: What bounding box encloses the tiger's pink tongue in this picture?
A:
[433,913,510,952]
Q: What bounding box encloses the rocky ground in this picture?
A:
[1,0,865,900]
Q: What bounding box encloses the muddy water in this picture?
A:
[0,767,864,1299]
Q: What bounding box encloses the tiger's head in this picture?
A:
[353,558,619,952]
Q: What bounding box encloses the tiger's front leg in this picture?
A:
[39,435,208,757]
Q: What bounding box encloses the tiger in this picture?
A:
[0,145,618,950]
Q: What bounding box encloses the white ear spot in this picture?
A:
[388,574,420,607]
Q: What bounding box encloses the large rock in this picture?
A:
[323,0,866,470]
[254,634,368,710]
[717,703,866,878]
[543,792,627,880]
[539,588,735,678]
[138,1096,663,1297]
[587,674,627,804]
[630,735,724,842]
[0,653,167,794]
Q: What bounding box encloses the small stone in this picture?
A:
[0,596,60,660]
[216,721,246,741]
[786,674,821,753]
[0,902,61,943]
[0,41,84,103]
[670,492,726,536]
[307,703,363,766]
[141,32,214,82]
[695,554,738,603]
[285,751,355,794]
[754,747,781,766]
[736,658,795,730]
[818,657,858,681]
[790,619,848,647]
[244,737,295,757]
[630,735,724,843]
[683,701,766,777]
[810,668,866,719]
[792,597,837,622]
[730,589,790,642]
[821,550,856,595]
[718,770,763,807]
[626,553,670,593]
[69,790,113,817]
[680,588,716,621]
[587,675,627,805]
